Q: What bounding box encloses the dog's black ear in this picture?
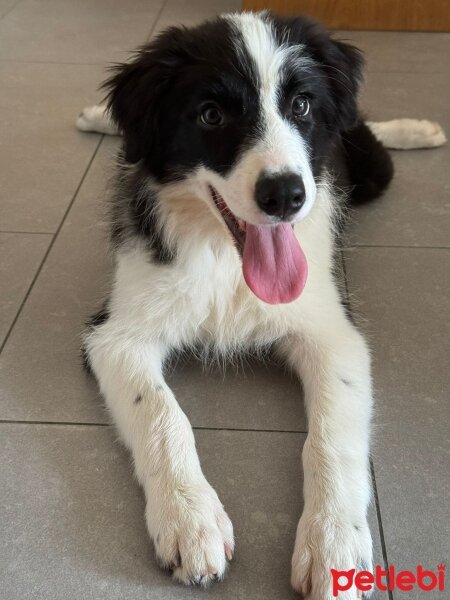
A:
[311,33,364,131]
[271,15,364,131]
[102,30,184,163]
[103,54,160,163]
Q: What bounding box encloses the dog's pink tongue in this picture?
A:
[242,223,308,304]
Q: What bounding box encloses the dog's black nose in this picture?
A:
[255,172,305,220]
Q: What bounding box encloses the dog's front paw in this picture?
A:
[291,512,373,599]
[146,478,234,586]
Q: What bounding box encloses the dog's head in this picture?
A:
[104,12,363,303]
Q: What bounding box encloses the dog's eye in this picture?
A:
[199,103,224,127]
[291,95,310,118]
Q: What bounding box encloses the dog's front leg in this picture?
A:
[85,331,234,585]
[280,311,373,599]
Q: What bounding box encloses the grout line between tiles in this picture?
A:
[0,0,23,21]
[344,244,450,250]
[340,248,351,300]
[366,69,448,74]
[368,65,450,71]
[146,0,170,41]
[0,59,116,65]
[370,460,394,600]
[0,135,104,356]
[195,425,307,434]
[0,230,54,235]
[0,419,307,434]
[345,259,393,597]
[0,58,447,76]
[0,419,111,427]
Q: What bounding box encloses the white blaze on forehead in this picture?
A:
[219,12,317,225]
[226,12,311,99]
[227,12,282,95]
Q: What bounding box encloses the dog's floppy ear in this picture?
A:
[310,32,364,131]
[102,30,185,163]
[273,15,364,131]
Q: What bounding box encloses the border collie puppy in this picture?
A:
[78,11,445,599]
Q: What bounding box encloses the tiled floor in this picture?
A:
[0,2,449,599]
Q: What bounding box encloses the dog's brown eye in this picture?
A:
[291,95,310,118]
[199,103,224,127]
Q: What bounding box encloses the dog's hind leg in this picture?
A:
[83,319,234,586]
[366,118,446,149]
[278,299,374,599]
[76,104,120,135]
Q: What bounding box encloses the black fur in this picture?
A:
[102,18,262,261]
[103,15,367,183]
[269,16,392,200]
[86,305,110,328]
[110,155,175,262]
[341,120,394,204]
[81,304,110,374]
[270,15,364,132]
[103,19,262,175]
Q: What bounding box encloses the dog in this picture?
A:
[77,11,446,599]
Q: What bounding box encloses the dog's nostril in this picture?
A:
[291,193,304,208]
[260,196,278,212]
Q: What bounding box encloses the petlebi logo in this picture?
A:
[331,564,446,596]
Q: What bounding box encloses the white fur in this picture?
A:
[367,118,447,149]
[85,183,373,598]
[76,104,119,135]
[223,13,316,223]
[82,13,376,599]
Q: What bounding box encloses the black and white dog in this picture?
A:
[77,11,445,599]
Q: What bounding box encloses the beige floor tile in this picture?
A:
[0,62,107,232]
[0,232,51,346]
[0,425,304,600]
[345,247,450,593]
[153,0,240,35]
[0,0,19,18]
[346,71,449,248]
[335,30,450,73]
[0,137,116,423]
[361,71,449,126]
[0,0,164,64]
[0,424,387,600]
